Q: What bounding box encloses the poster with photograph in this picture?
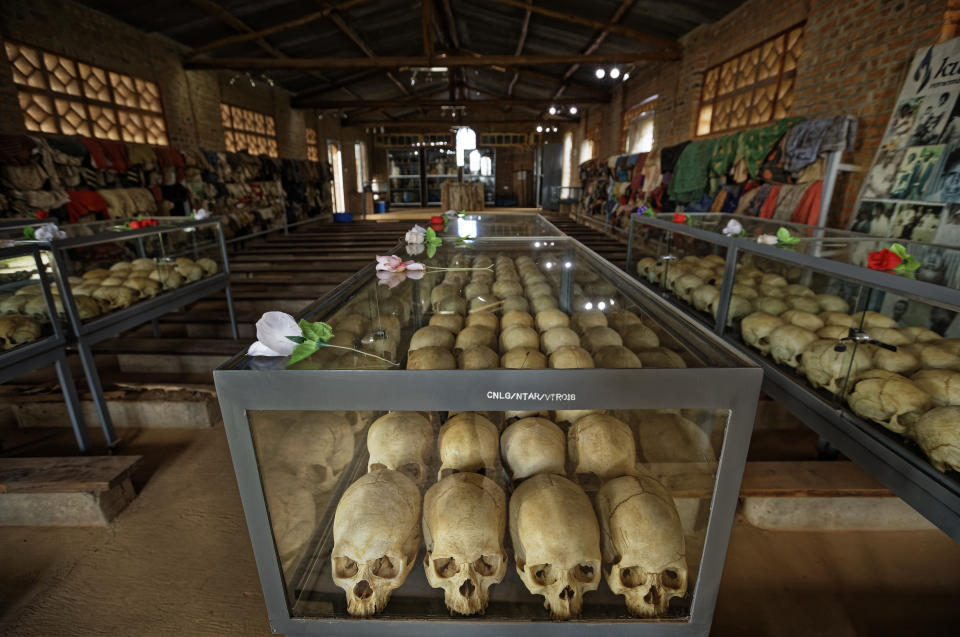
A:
[933,203,960,245]
[853,37,960,244]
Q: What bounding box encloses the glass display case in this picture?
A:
[463,148,496,206]
[0,242,89,451]
[0,217,238,448]
[215,238,762,636]
[425,148,458,206]
[450,213,563,239]
[629,212,960,541]
[387,149,423,207]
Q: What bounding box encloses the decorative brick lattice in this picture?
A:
[4,41,168,144]
[697,24,804,136]
[220,103,278,158]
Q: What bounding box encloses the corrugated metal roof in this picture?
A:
[75,0,744,118]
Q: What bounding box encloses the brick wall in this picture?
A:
[0,0,311,159]
[576,0,950,227]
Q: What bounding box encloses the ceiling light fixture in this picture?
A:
[595,68,605,79]
[623,72,630,81]
[569,106,578,115]
[548,105,557,115]
[610,67,621,79]
[536,125,543,133]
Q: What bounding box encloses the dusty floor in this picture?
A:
[2,422,960,637]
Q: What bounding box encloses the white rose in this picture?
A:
[756,234,778,245]
[34,224,67,242]
[722,219,743,237]
[248,311,301,356]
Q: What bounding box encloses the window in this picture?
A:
[354,141,368,192]
[696,24,804,136]
[306,128,319,161]
[579,139,595,163]
[622,97,656,154]
[4,41,168,144]
[328,140,346,213]
[561,131,574,189]
[221,103,278,157]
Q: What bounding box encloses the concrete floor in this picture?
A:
[2,423,959,637]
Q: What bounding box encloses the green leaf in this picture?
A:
[299,319,334,343]
[425,227,437,241]
[776,227,800,245]
[23,227,35,239]
[889,243,908,259]
[458,209,466,217]
[897,255,921,272]
[287,341,319,367]
[426,243,437,259]
[285,335,306,344]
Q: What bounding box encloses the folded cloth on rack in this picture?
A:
[659,142,690,174]
[80,138,109,170]
[99,140,129,172]
[1,163,48,190]
[0,134,36,165]
[8,188,71,211]
[789,180,824,226]
[668,138,719,203]
[630,153,648,193]
[736,117,803,179]
[734,186,761,215]
[821,115,857,153]
[98,188,138,218]
[125,187,157,213]
[66,190,109,223]
[758,185,782,219]
[127,143,157,167]
[154,147,185,180]
[772,183,808,220]
[784,116,854,172]
[46,136,89,160]
[710,133,740,182]
[27,137,62,189]
[710,188,729,212]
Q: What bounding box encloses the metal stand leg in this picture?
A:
[54,352,91,454]
[76,341,119,449]
[225,284,240,340]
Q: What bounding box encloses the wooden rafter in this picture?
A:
[188,0,365,100]
[183,51,677,71]
[422,0,435,60]
[551,0,637,102]
[184,0,371,59]
[294,69,383,101]
[507,2,533,98]
[346,118,570,126]
[441,0,461,51]
[343,85,448,118]
[301,96,602,108]
[487,0,679,51]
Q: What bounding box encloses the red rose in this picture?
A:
[145,219,158,226]
[673,213,688,224]
[129,220,142,229]
[34,210,49,219]
[867,249,902,272]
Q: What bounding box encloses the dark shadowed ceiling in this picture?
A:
[75,0,744,123]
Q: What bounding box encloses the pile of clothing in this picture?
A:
[0,133,333,239]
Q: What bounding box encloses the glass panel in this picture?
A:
[248,406,729,621]
[0,219,225,323]
[0,248,53,349]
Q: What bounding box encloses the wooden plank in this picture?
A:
[95,338,243,356]
[0,456,142,493]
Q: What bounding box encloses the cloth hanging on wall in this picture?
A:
[65,190,108,223]
[659,142,690,174]
[736,117,803,178]
[668,138,719,204]
[789,180,824,225]
[772,183,808,220]
[758,185,782,219]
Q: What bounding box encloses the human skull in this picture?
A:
[455,325,497,351]
[913,406,960,472]
[195,257,218,276]
[901,327,943,343]
[595,474,687,617]
[757,283,786,299]
[817,325,850,340]
[768,325,817,368]
[571,310,607,334]
[123,276,161,299]
[633,347,687,368]
[148,266,184,290]
[866,345,919,375]
[851,310,897,329]
[732,283,758,300]
[457,346,499,369]
[0,314,41,349]
[709,293,752,326]
[819,312,856,328]
[865,327,910,347]
[593,345,643,368]
[904,343,960,371]
[261,469,315,573]
[785,284,814,297]
[366,412,433,486]
[741,312,784,356]
[815,294,850,313]
[845,370,933,435]
[627,410,716,463]
[437,413,500,480]
[535,308,569,332]
[754,296,789,316]
[410,326,456,351]
[22,295,52,323]
[465,311,498,331]
[910,369,960,406]
[500,325,539,353]
[501,310,534,330]
[800,339,872,395]
[548,345,594,369]
[502,347,547,369]
[500,417,566,480]
[423,473,507,615]
[568,414,637,482]
[407,347,456,370]
[92,285,136,311]
[331,470,421,616]
[581,326,623,354]
[780,309,825,332]
[786,295,820,314]
[621,323,659,351]
[509,474,602,619]
[673,274,703,304]
[540,327,580,355]
[691,285,720,313]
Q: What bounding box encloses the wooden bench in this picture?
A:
[0,456,142,526]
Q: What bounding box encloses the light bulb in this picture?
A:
[595,68,605,79]
[536,125,543,133]
[623,72,630,81]
[610,67,621,79]
[569,106,578,115]
[548,106,557,115]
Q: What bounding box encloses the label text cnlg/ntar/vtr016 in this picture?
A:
[485,392,576,401]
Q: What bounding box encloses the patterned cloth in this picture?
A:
[736,117,803,179]
[668,138,718,203]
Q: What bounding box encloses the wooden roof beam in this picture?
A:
[184,51,678,71]
[422,0,435,61]
[507,2,533,98]
[487,0,679,51]
[184,0,371,59]
[298,96,607,108]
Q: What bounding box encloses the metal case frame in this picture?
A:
[628,213,960,542]
[0,243,90,451]
[214,236,762,636]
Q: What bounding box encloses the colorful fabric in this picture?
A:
[789,180,824,226]
[46,136,88,159]
[659,142,690,174]
[154,147,185,180]
[127,144,157,166]
[736,117,803,179]
[99,140,129,172]
[772,184,808,221]
[784,117,836,172]
[668,138,718,203]
[758,185,782,219]
[80,138,108,170]
[66,190,108,223]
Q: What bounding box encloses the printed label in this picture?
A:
[486,391,576,401]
